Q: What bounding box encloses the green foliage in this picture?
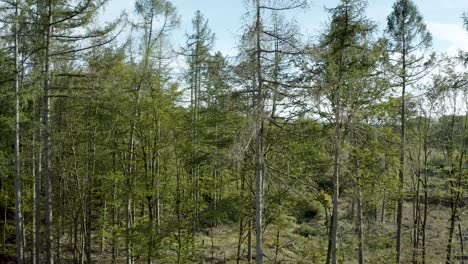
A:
[293,200,321,223]
[386,0,432,52]
[385,0,434,87]
[0,0,466,263]
[295,223,319,237]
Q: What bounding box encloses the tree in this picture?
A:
[409,78,441,264]
[385,1,432,262]
[315,1,386,263]
[183,10,214,232]
[429,58,468,264]
[13,0,23,262]
[3,1,468,263]
[32,1,120,262]
[241,1,308,262]
[0,0,34,262]
[122,1,179,262]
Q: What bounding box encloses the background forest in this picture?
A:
[0,0,467,263]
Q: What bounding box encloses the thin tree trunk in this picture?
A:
[176,159,182,264]
[101,199,106,253]
[14,0,24,261]
[3,204,6,253]
[413,135,422,264]
[237,217,244,264]
[85,126,96,264]
[274,229,280,264]
[254,1,264,263]
[112,147,117,264]
[381,192,386,223]
[357,172,364,264]
[32,118,36,264]
[422,137,429,264]
[237,167,245,264]
[447,207,456,264]
[73,201,78,263]
[447,112,467,264]
[422,178,428,264]
[126,174,133,264]
[396,27,407,264]
[326,213,332,264]
[330,2,351,262]
[35,91,43,264]
[43,1,53,262]
[248,219,252,263]
[331,105,341,264]
[190,15,201,234]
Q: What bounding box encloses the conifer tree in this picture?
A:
[242,1,308,262]
[316,1,385,262]
[183,10,214,232]
[385,1,432,262]
[13,0,23,262]
[33,1,120,262]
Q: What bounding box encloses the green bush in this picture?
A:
[295,224,319,238]
[294,200,321,223]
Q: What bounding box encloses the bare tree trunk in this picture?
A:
[35,65,43,264]
[413,129,422,264]
[356,172,364,264]
[85,126,96,264]
[446,113,467,264]
[126,169,133,264]
[111,147,117,263]
[237,167,245,264]
[274,229,280,264]
[176,159,182,264]
[396,36,407,264]
[254,0,264,263]
[331,101,341,264]
[43,1,53,262]
[381,192,386,223]
[422,122,430,264]
[14,1,24,261]
[248,219,252,262]
[458,222,464,264]
[447,207,456,264]
[326,213,332,264]
[329,2,352,262]
[32,117,37,264]
[237,217,244,264]
[3,203,6,253]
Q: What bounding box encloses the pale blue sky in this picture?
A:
[101,0,468,56]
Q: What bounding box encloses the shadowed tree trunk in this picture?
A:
[14,0,24,262]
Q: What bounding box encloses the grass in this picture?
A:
[193,201,466,263]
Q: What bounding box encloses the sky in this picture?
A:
[100,0,468,56]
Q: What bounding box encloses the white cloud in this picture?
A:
[427,22,468,55]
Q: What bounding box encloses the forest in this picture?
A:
[0,0,467,263]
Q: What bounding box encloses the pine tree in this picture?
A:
[243,1,308,262]
[316,1,386,262]
[32,1,120,262]
[183,10,214,233]
[0,0,35,262]
[385,1,432,262]
[13,0,23,262]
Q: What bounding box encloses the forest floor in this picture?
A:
[196,202,467,264]
[1,202,466,263]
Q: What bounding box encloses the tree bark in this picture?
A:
[396,18,407,264]
[43,1,53,262]
[254,0,264,263]
[356,164,364,264]
[14,0,24,261]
